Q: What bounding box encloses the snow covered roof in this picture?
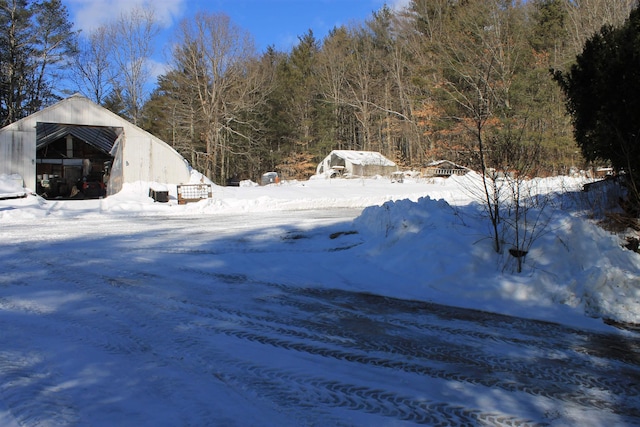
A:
[426,160,469,170]
[330,150,396,167]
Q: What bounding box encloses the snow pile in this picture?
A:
[353,194,640,325]
[0,174,26,199]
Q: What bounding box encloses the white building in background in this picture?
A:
[316,150,397,178]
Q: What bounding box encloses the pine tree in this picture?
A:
[0,0,76,125]
[554,7,640,206]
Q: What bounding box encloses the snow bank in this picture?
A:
[0,174,27,199]
[352,194,640,326]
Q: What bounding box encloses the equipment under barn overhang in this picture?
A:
[35,123,123,199]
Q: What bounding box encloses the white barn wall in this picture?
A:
[0,128,34,188]
[121,134,189,189]
[0,95,191,194]
[107,139,124,195]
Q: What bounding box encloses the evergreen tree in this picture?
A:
[0,0,35,125]
[287,30,321,149]
[554,7,640,204]
[31,0,77,109]
[260,46,299,172]
[530,0,567,56]
[316,26,357,154]
[272,30,334,175]
[0,0,76,125]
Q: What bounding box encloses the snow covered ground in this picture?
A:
[1,172,640,426]
[2,171,639,329]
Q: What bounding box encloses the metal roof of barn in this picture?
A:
[36,122,123,154]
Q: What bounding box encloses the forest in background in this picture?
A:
[1,0,638,184]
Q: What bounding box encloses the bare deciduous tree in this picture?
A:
[72,26,111,104]
[170,12,265,183]
[107,6,159,124]
[563,0,637,58]
[488,123,547,273]
[434,1,540,257]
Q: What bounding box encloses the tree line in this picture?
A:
[1,0,638,184]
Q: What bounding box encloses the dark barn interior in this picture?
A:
[35,123,122,199]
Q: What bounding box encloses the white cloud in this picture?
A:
[369,0,411,13]
[391,0,411,10]
[147,57,171,83]
[68,0,187,32]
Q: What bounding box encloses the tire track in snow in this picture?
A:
[0,350,79,426]
[203,316,640,416]
[211,358,544,427]
[178,268,640,416]
[3,216,640,425]
[0,243,226,425]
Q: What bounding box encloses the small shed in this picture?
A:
[422,160,470,178]
[0,94,191,198]
[316,150,397,177]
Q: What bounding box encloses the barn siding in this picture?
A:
[107,138,124,195]
[0,130,35,189]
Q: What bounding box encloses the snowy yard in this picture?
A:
[1,173,640,425]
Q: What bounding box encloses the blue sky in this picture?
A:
[66,0,409,53]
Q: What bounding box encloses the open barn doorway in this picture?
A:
[35,123,122,199]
